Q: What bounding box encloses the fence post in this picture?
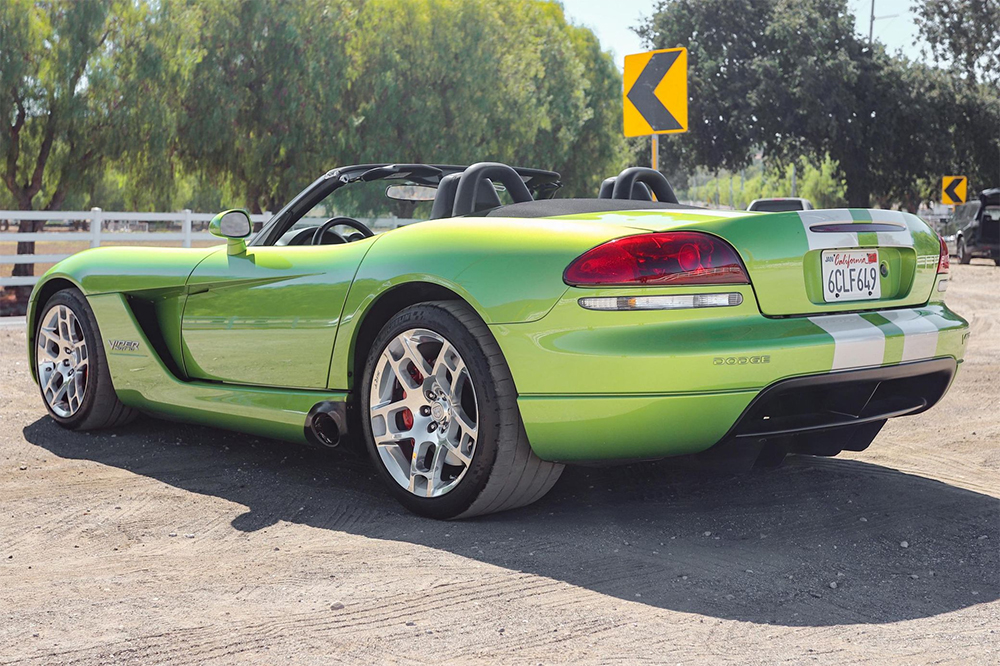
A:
[182,209,193,248]
[90,207,103,248]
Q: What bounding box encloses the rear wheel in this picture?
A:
[360,301,563,519]
[35,289,137,430]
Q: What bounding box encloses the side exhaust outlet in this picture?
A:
[304,401,348,448]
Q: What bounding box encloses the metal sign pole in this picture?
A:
[652,135,659,171]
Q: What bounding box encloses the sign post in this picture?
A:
[941,176,967,205]
[623,47,688,171]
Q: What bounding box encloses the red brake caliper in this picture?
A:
[399,362,424,431]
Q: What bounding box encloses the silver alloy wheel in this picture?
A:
[36,304,89,418]
[369,328,478,498]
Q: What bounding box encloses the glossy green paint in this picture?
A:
[327,216,640,389]
[555,208,942,316]
[182,240,374,389]
[89,292,339,443]
[518,390,757,461]
[26,245,219,380]
[39,245,217,295]
[25,204,969,463]
[491,293,967,396]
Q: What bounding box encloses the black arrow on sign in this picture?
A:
[627,50,683,132]
[943,177,964,202]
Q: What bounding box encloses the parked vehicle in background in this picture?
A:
[953,188,1000,265]
[747,197,814,212]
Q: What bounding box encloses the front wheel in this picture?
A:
[360,301,563,519]
[35,288,137,430]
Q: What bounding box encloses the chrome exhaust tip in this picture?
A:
[305,401,347,448]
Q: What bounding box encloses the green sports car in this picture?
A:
[27,162,968,518]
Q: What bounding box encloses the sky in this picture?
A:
[560,0,925,70]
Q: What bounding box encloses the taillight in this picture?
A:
[937,234,949,274]
[564,232,749,286]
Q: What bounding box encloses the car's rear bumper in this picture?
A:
[493,290,968,461]
[517,358,959,462]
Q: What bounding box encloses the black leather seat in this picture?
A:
[598,177,652,200]
[430,171,504,219]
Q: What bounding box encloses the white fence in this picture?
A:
[0,208,408,288]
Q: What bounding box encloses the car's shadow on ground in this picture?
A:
[23,416,1000,628]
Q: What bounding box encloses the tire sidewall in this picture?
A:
[958,237,971,264]
[359,303,504,519]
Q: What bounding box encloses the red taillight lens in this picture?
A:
[564,232,749,286]
[937,234,949,274]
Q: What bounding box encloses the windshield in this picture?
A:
[952,202,980,224]
[275,179,436,245]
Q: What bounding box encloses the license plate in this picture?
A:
[821,249,881,302]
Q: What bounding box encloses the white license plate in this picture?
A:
[821,249,881,302]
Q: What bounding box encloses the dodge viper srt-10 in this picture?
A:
[27,163,969,518]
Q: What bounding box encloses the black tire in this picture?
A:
[957,237,972,264]
[359,300,563,519]
[34,288,138,430]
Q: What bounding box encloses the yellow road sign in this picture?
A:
[623,48,688,137]
[942,176,967,204]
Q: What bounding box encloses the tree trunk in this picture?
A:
[10,199,37,279]
[8,198,41,308]
[843,160,871,208]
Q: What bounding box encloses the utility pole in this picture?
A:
[868,1,899,45]
[869,0,875,43]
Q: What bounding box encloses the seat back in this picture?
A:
[430,173,461,219]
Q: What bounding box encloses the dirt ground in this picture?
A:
[0,262,997,665]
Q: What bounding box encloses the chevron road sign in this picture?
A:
[623,48,688,138]
[941,176,967,205]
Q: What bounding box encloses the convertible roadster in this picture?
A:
[27,162,969,518]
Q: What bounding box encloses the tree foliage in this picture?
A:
[0,0,196,282]
[638,0,1000,207]
[915,0,1000,85]
[177,0,354,213]
[1,0,194,212]
[345,0,626,197]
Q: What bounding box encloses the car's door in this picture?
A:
[181,241,372,389]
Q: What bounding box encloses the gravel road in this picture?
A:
[1,262,998,665]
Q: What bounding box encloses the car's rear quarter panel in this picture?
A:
[327,217,639,389]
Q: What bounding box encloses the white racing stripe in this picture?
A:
[798,209,859,250]
[879,309,940,361]
[798,209,915,250]
[868,210,915,247]
[809,313,886,370]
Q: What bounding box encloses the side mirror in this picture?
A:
[210,209,252,255]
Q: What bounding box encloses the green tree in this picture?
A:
[346,0,625,197]
[638,0,999,207]
[558,21,631,195]
[635,0,771,174]
[0,0,195,281]
[177,0,353,213]
[914,0,1000,85]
